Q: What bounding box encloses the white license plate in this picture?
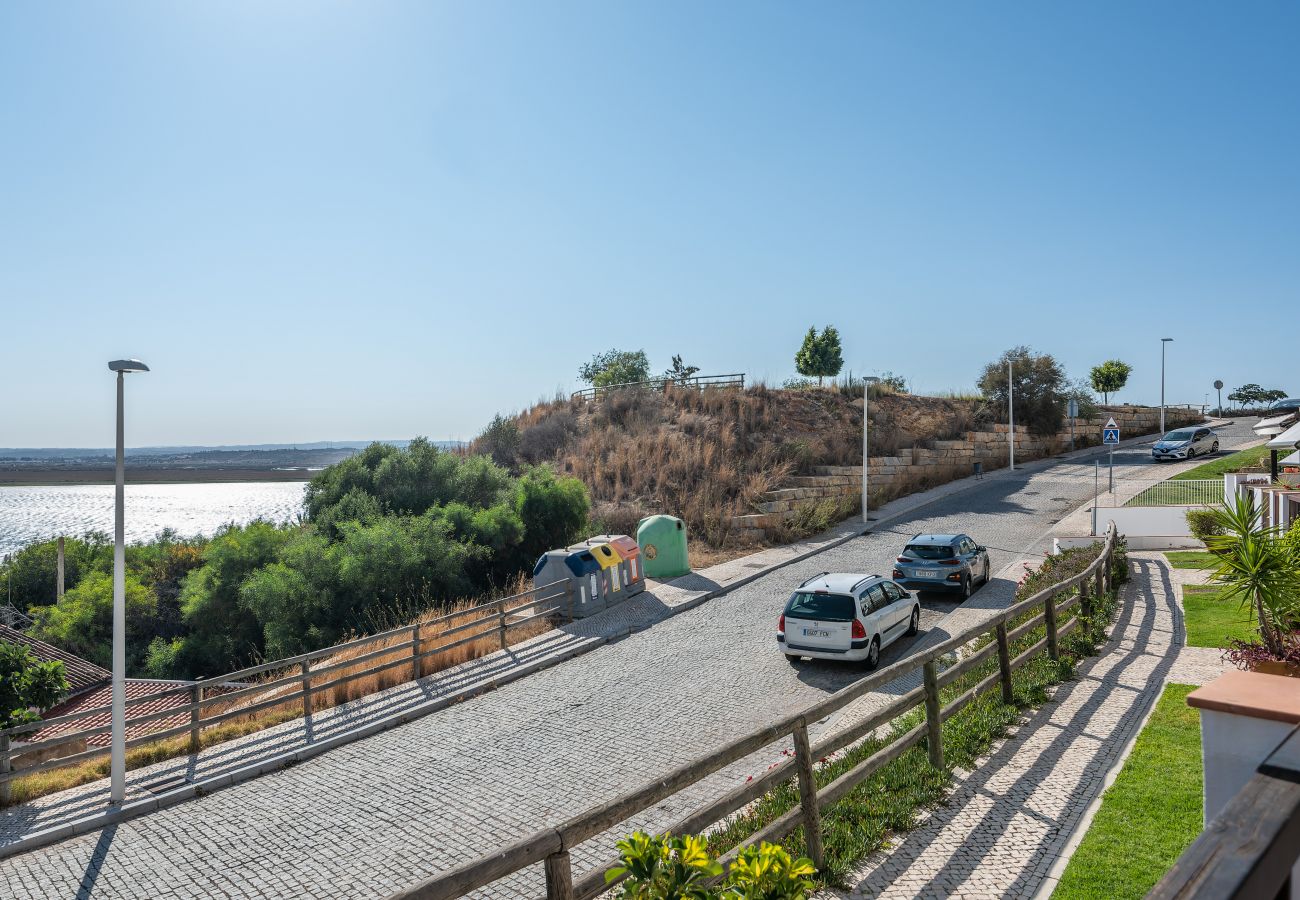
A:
[918,570,940,578]
[802,628,831,638]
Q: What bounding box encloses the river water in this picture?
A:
[0,482,308,557]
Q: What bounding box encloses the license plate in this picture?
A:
[802,628,831,638]
[918,570,940,578]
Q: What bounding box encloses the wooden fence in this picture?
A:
[570,373,745,402]
[386,523,1119,900]
[0,580,573,804]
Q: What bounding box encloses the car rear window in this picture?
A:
[904,544,955,560]
[785,591,855,621]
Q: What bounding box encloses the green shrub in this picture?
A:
[1186,508,1226,545]
[607,832,815,899]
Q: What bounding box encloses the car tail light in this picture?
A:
[892,569,904,579]
[939,559,961,566]
[778,614,785,632]
[896,556,910,563]
[947,573,962,582]
[851,619,867,640]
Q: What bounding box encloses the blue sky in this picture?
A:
[2,2,1296,446]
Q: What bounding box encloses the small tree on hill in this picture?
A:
[1089,359,1132,405]
[978,346,1068,435]
[663,354,700,384]
[475,413,521,469]
[794,326,844,386]
[0,641,69,728]
[578,349,651,389]
[1228,383,1288,409]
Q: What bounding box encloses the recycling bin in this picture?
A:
[581,534,645,597]
[532,547,608,618]
[637,515,690,579]
[586,542,625,596]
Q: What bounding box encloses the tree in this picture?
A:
[474,414,521,469]
[977,346,1069,436]
[28,571,157,671]
[794,326,844,386]
[663,355,700,384]
[1089,360,1132,404]
[578,350,652,388]
[1228,383,1289,408]
[0,641,68,728]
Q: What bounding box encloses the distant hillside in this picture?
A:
[472,384,996,547]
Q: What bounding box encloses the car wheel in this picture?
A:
[982,559,991,584]
[906,606,920,636]
[863,637,880,670]
[786,654,802,667]
[1212,441,1219,453]
[960,574,972,601]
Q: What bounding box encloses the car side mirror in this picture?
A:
[901,590,912,599]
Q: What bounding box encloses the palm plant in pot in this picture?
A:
[1204,496,1300,673]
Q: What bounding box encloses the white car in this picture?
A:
[778,572,921,670]
[1151,426,1219,461]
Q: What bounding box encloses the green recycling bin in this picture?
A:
[637,515,689,578]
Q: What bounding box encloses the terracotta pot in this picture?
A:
[1249,659,1300,678]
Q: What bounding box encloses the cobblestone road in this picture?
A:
[2,422,1257,899]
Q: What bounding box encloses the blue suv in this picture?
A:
[892,533,990,599]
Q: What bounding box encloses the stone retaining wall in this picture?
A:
[731,406,1203,537]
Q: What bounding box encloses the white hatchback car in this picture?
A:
[778,573,921,670]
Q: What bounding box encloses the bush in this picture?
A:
[0,642,68,728]
[518,412,577,464]
[608,832,814,899]
[978,346,1068,436]
[1186,509,1225,545]
[475,414,521,469]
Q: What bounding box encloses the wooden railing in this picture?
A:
[1150,724,1300,899]
[386,524,1120,900]
[571,374,745,402]
[0,580,573,804]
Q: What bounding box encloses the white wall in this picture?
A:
[1096,505,1197,537]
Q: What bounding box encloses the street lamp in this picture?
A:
[1160,338,1173,434]
[861,376,880,524]
[107,358,149,806]
[1008,359,1015,471]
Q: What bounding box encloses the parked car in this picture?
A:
[891,533,990,599]
[778,573,920,669]
[1267,397,1300,414]
[1151,426,1219,461]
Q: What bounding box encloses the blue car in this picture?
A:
[892,533,990,599]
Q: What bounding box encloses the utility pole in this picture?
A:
[861,376,880,525]
[1160,338,1173,433]
[56,536,65,602]
[1008,359,1015,471]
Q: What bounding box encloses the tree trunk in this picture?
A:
[1257,588,1283,658]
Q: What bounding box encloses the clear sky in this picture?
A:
[2,2,1296,446]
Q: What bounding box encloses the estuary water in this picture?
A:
[0,482,308,557]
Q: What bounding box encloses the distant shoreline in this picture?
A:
[0,468,315,486]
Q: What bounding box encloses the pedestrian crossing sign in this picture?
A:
[1102,417,1120,445]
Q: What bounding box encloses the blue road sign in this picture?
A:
[1103,428,1120,444]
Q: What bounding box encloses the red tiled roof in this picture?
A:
[0,624,111,696]
[32,679,217,748]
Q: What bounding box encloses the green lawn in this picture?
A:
[1052,684,1203,900]
[1163,551,1217,570]
[1171,443,1270,480]
[1181,584,1256,648]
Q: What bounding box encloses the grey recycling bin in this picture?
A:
[532,547,608,618]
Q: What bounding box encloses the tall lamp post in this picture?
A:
[1160,338,1173,434]
[861,376,880,524]
[1008,359,1015,471]
[108,359,149,805]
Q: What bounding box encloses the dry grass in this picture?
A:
[488,385,993,550]
[2,577,556,809]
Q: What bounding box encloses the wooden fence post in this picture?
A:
[189,679,203,754]
[498,601,508,651]
[301,660,312,719]
[544,849,574,900]
[1045,593,1059,661]
[0,732,10,806]
[792,719,825,870]
[1079,575,1092,620]
[411,622,422,682]
[923,660,944,770]
[996,622,1014,705]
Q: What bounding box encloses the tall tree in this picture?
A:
[978,346,1069,435]
[1228,383,1288,408]
[794,326,844,386]
[1089,359,1132,404]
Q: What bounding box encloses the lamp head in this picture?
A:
[1161,337,1174,342]
[864,376,881,384]
[108,359,150,374]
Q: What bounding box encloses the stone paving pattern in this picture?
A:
[0,422,1256,898]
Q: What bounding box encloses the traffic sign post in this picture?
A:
[1102,418,1120,493]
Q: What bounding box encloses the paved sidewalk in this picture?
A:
[825,552,1217,899]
